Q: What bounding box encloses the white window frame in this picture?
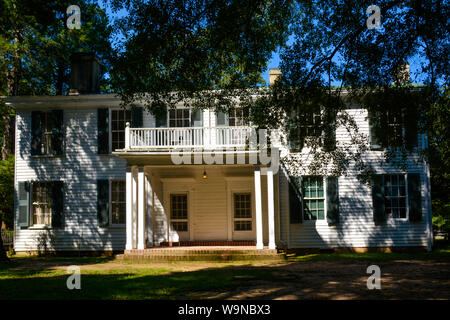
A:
[41,111,53,155]
[110,179,126,227]
[383,174,409,221]
[30,181,52,228]
[302,176,327,221]
[233,193,253,232]
[109,108,131,153]
[170,193,189,232]
[168,107,190,128]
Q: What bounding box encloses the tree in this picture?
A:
[0,0,113,259]
[109,0,294,111]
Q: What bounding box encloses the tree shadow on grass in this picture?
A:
[0,260,449,300]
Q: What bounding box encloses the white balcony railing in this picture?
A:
[125,125,254,149]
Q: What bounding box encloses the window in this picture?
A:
[228,108,247,126]
[170,194,188,232]
[386,110,404,146]
[111,109,131,150]
[233,193,252,231]
[40,112,53,155]
[32,182,52,226]
[383,174,407,219]
[169,108,190,127]
[111,180,126,225]
[302,176,325,220]
[288,108,322,151]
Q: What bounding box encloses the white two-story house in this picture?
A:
[8,54,433,253]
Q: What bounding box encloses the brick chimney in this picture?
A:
[69,52,101,95]
[269,68,282,86]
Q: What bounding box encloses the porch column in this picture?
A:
[146,173,153,247]
[137,167,145,250]
[254,166,264,249]
[267,168,276,250]
[132,166,138,248]
[125,167,133,250]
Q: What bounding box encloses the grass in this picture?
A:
[0,241,448,300]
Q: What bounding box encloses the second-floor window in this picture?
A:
[169,108,190,127]
[31,110,64,156]
[111,109,131,150]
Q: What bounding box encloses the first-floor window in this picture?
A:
[171,194,188,232]
[111,180,126,225]
[302,176,325,220]
[383,174,407,219]
[32,181,52,225]
[233,193,252,231]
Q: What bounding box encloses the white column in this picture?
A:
[146,174,153,247]
[125,167,133,250]
[267,168,276,250]
[132,166,138,248]
[254,166,264,250]
[137,167,145,250]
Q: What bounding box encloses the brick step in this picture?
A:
[117,253,285,262]
[124,249,278,255]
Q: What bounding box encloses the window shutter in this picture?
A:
[368,110,382,150]
[97,180,109,227]
[97,108,109,154]
[155,105,167,128]
[372,174,386,224]
[51,110,64,155]
[191,109,203,127]
[405,108,418,149]
[31,111,42,155]
[131,106,143,128]
[51,181,64,228]
[408,173,422,222]
[289,176,303,223]
[17,181,30,227]
[326,176,339,224]
[323,110,336,152]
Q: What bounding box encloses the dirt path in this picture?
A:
[5,258,450,300]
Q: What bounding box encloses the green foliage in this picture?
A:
[110,0,294,110]
[0,0,113,96]
[0,155,14,229]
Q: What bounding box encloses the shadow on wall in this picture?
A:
[16,111,121,251]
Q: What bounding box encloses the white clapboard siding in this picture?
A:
[14,108,156,251]
[278,108,430,249]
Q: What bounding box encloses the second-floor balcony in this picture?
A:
[124,124,255,150]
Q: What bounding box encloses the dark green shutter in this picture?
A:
[405,108,418,148]
[326,176,339,224]
[289,176,303,223]
[155,106,167,127]
[368,110,383,150]
[51,110,64,155]
[323,109,336,152]
[372,174,386,224]
[97,180,109,227]
[408,173,422,222]
[191,109,203,127]
[51,181,64,228]
[97,108,109,154]
[131,106,143,128]
[17,181,30,227]
[31,111,42,155]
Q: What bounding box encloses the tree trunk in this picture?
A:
[0,215,9,261]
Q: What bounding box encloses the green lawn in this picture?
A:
[1,242,449,300]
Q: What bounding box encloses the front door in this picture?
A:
[169,193,190,241]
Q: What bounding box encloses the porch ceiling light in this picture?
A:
[202,170,207,179]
